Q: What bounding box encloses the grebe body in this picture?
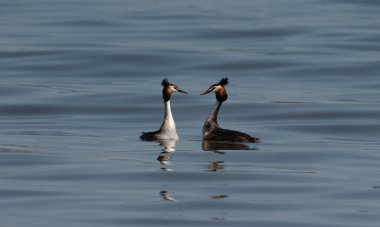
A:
[201,78,259,143]
[140,79,187,141]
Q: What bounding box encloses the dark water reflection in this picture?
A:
[206,161,225,172]
[202,140,256,153]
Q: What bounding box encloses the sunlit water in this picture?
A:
[1,0,380,226]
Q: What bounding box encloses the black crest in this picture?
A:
[162,78,171,102]
[162,78,170,87]
[218,77,229,86]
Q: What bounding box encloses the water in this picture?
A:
[1,0,380,226]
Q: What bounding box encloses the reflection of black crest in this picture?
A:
[162,78,170,87]
[218,77,229,86]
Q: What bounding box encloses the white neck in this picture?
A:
[158,100,178,140]
[164,100,174,123]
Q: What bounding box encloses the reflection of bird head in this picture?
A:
[160,190,177,202]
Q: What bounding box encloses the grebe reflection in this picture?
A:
[202,140,254,153]
[206,161,225,172]
[157,140,177,171]
[159,140,176,153]
[160,190,177,202]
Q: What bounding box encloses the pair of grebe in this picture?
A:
[140,78,259,143]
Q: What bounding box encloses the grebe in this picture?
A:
[140,78,187,141]
[201,77,259,143]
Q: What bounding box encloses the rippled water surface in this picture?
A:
[1,0,380,226]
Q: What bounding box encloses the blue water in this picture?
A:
[1,0,380,226]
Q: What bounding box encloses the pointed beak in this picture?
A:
[200,90,211,95]
[177,88,188,94]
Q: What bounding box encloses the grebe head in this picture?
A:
[162,78,188,102]
[200,77,229,102]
